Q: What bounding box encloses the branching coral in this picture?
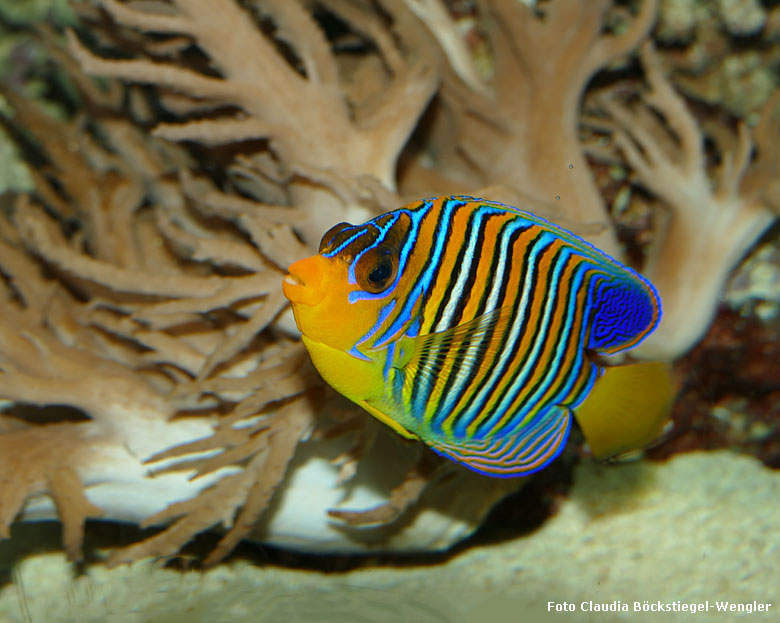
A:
[595,43,779,359]
[404,0,659,256]
[0,82,322,563]
[0,0,513,566]
[69,0,439,244]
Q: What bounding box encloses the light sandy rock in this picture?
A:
[15,419,516,555]
[2,450,778,623]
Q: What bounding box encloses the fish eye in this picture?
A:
[355,246,398,294]
[368,261,392,284]
[319,222,353,254]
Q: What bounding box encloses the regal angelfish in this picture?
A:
[283,196,673,477]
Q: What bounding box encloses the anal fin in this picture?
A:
[426,408,572,478]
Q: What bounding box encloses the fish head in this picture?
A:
[282,249,358,350]
[282,211,417,353]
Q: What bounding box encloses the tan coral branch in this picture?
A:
[107,399,314,567]
[68,30,248,104]
[203,402,313,566]
[402,0,488,94]
[15,201,227,298]
[78,0,438,244]
[152,117,283,146]
[328,452,434,526]
[432,0,658,256]
[196,289,288,379]
[0,423,106,560]
[601,43,778,359]
[259,0,341,87]
[49,466,105,562]
[584,0,659,76]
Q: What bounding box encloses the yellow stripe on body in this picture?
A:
[465,231,559,437]
[418,205,474,425]
[436,214,527,437]
[494,254,592,431]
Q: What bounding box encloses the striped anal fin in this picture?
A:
[426,407,572,478]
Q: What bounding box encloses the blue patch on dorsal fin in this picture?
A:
[587,274,660,354]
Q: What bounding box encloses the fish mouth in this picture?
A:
[282,256,326,307]
[283,273,304,287]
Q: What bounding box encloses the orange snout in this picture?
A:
[282,255,329,307]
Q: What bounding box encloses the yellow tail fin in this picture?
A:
[573,362,676,460]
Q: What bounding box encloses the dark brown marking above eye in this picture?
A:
[319,222,353,254]
[383,212,412,249]
[319,211,412,278]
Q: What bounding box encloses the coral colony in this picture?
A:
[0,0,777,565]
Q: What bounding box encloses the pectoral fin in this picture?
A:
[361,306,515,449]
[389,306,514,403]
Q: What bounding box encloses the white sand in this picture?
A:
[1,450,778,623]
